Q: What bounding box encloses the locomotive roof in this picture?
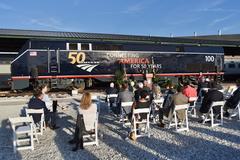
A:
[0,28,240,47]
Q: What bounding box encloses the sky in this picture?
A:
[0,0,239,37]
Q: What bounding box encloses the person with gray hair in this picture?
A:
[129,81,136,93]
[106,82,118,95]
[106,82,118,112]
[152,84,162,99]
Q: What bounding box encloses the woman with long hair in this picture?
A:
[68,92,97,151]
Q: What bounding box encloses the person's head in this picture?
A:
[38,84,49,94]
[177,86,184,93]
[80,92,92,110]
[122,82,128,90]
[184,81,190,87]
[138,82,144,89]
[143,80,148,86]
[33,89,43,100]
[236,80,240,87]
[211,82,218,89]
[140,90,148,99]
[153,84,161,94]
[130,81,135,87]
[110,82,114,88]
[205,78,210,82]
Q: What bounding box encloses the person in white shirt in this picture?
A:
[40,84,52,110]
[68,92,97,151]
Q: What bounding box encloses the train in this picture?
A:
[10,39,224,89]
[223,55,240,81]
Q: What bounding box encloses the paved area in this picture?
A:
[0,93,240,160]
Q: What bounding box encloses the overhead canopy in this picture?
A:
[182,34,240,42]
[0,28,240,47]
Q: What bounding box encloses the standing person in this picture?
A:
[68,92,97,151]
[28,89,59,130]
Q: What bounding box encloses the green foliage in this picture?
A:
[114,70,125,86]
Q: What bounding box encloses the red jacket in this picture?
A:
[183,85,197,98]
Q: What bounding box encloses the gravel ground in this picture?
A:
[0,92,240,160]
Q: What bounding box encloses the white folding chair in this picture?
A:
[188,97,198,117]
[229,102,240,120]
[106,94,118,113]
[121,102,133,127]
[83,111,99,146]
[168,104,190,132]
[9,116,37,153]
[224,86,237,99]
[202,101,225,127]
[25,108,45,135]
[151,98,164,123]
[131,108,151,138]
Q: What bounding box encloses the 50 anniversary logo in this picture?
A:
[68,52,162,72]
[68,52,99,72]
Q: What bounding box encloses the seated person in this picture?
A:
[143,80,153,100]
[129,90,150,140]
[152,84,162,99]
[134,82,144,102]
[68,92,97,151]
[117,82,134,116]
[198,83,224,121]
[183,81,197,98]
[158,86,188,127]
[105,82,118,111]
[28,89,59,130]
[224,83,240,117]
[38,84,60,112]
[143,80,151,93]
[131,90,151,120]
[172,86,189,123]
[129,81,136,93]
[158,86,176,128]
[197,77,209,96]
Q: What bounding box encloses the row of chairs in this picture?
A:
[9,102,100,153]
[106,93,240,135]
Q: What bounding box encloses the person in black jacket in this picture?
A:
[106,82,118,113]
[224,84,240,117]
[28,89,59,130]
[134,82,144,102]
[198,83,224,120]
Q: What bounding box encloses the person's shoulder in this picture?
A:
[90,104,97,112]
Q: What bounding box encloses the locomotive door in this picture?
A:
[47,50,60,74]
[215,55,223,72]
